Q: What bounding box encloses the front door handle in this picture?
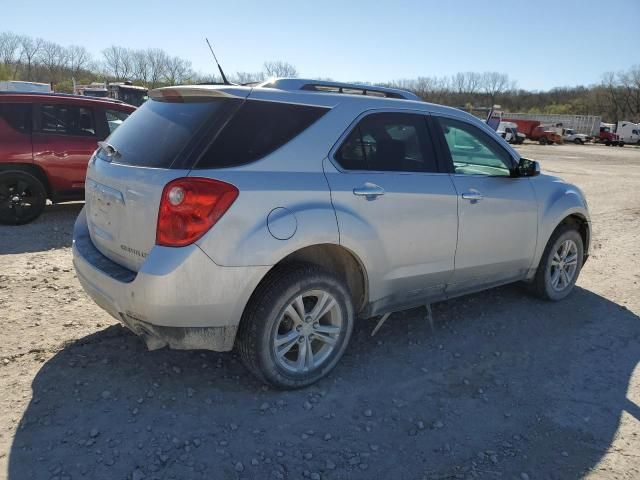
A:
[353,183,385,199]
[461,191,483,202]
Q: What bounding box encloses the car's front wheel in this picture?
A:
[531,224,584,301]
[237,264,354,389]
[0,171,47,225]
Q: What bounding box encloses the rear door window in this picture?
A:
[195,100,329,169]
[335,112,437,172]
[0,103,32,133]
[40,104,96,136]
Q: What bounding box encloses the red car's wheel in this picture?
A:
[0,171,47,225]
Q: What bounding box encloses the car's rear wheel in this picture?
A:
[0,171,47,225]
[619,142,625,147]
[539,137,548,145]
[574,138,583,144]
[237,263,354,389]
[531,224,583,301]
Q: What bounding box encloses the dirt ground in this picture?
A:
[1,142,639,480]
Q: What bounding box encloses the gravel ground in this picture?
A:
[1,143,639,480]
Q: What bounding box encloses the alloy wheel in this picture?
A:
[549,239,579,291]
[273,289,342,374]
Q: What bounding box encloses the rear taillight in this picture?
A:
[156,177,238,247]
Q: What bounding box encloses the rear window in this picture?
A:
[104,98,236,168]
[0,103,31,133]
[195,100,329,169]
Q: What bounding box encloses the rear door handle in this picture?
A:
[353,183,385,199]
[461,191,483,202]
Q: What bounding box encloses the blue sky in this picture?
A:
[4,0,639,90]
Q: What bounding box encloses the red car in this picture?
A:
[0,92,135,224]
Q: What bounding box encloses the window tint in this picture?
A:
[105,109,130,133]
[437,117,512,177]
[335,112,436,172]
[0,103,31,133]
[196,100,328,169]
[103,97,236,168]
[40,105,95,136]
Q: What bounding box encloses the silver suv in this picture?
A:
[72,78,590,388]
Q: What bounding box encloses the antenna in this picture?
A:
[205,38,232,85]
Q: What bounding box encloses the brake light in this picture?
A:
[156,177,238,247]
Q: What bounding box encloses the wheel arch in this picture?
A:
[242,243,369,319]
[552,213,590,261]
[528,180,591,280]
[532,210,590,280]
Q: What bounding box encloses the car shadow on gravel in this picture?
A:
[8,285,640,480]
[0,202,82,254]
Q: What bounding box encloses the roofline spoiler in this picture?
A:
[149,85,251,100]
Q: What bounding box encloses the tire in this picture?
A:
[618,142,624,147]
[236,263,354,389]
[539,137,548,145]
[0,171,47,225]
[531,224,584,301]
[574,138,583,145]
[605,141,611,146]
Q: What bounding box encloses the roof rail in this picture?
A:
[257,78,421,101]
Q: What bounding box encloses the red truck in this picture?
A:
[0,92,135,224]
[503,118,540,138]
[594,125,623,146]
[503,118,562,145]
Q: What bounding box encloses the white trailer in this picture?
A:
[501,113,601,136]
[616,121,640,145]
[0,80,52,93]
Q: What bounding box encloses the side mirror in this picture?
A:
[516,157,540,177]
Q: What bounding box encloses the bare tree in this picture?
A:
[263,61,298,78]
[233,71,265,84]
[146,48,168,88]
[164,55,192,85]
[39,40,67,83]
[619,66,640,120]
[102,45,125,79]
[452,72,481,95]
[0,32,21,68]
[66,45,91,78]
[131,49,150,84]
[18,35,43,80]
[481,71,510,104]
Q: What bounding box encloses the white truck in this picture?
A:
[562,128,591,145]
[497,121,525,144]
[616,121,640,145]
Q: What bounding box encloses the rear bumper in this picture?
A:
[72,207,270,351]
